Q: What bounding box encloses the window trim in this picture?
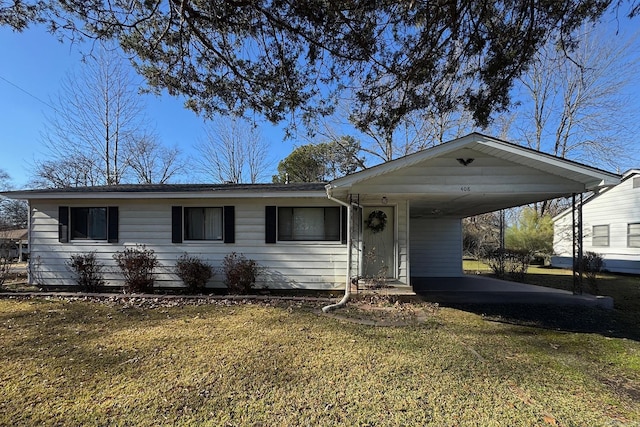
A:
[276,206,343,242]
[172,205,234,244]
[183,206,224,242]
[61,206,118,243]
[628,223,640,248]
[592,224,610,247]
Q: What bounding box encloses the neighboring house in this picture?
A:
[552,169,640,274]
[1,133,620,291]
[0,228,28,261]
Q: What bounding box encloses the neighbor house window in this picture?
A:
[184,207,223,240]
[278,207,340,241]
[592,225,610,247]
[70,207,107,240]
[628,223,640,248]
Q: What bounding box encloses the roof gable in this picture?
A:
[329,133,619,191]
[328,133,620,218]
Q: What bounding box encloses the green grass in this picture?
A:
[1,297,640,426]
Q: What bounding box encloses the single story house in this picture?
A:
[1,133,620,292]
[552,169,640,274]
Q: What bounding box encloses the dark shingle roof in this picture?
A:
[3,182,328,196]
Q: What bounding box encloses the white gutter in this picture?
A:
[322,184,353,313]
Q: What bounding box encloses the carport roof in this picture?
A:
[327,133,620,218]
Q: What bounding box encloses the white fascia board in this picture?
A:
[477,139,620,188]
[0,190,327,200]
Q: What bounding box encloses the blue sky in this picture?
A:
[0,25,298,189]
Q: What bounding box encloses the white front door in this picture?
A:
[362,206,395,279]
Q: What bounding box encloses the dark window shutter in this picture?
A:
[171,206,183,243]
[58,206,69,243]
[341,206,347,244]
[265,206,277,244]
[224,206,235,243]
[107,206,119,243]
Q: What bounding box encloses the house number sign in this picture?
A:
[460,186,471,192]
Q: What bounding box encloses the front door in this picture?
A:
[362,206,395,280]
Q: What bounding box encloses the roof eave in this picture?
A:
[0,190,328,200]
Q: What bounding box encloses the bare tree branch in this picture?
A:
[195,117,273,184]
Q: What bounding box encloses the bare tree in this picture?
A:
[195,118,273,184]
[0,169,9,190]
[36,43,149,186]
[507,25,639,215]
[514,26,639,168]
[31,154,103,188]
[316,77,478,166]
[0,200,28,230]
[124,136,186,184]
[0,170,27,230]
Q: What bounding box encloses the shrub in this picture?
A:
[113,245,159,293]
[175,253,214,291]
[509,249,531,282]
[363,247,390,289]
[0,260,10,288]
[222,252,258,294]
[67,252,105,292]
[581,251,604,294]
[484,248,532,281]
[485,248,507,279]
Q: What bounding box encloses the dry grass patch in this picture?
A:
[1,296,639,426]
[324,295,438,326]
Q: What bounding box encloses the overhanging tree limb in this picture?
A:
[2,0,635,134]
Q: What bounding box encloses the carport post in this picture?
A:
[572,193,584,294]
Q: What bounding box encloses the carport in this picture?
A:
[326,133,620,306]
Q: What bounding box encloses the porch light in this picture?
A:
[381,196,388,205]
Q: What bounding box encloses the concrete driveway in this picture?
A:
[411,275,613,309]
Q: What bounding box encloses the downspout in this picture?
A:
[323,184,353,313]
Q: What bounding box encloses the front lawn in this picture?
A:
[1,296,639,426]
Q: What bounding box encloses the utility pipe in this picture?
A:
[323,184,353,313]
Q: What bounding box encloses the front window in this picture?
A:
[70,207,107,240]
[184,207,223,240]
[278,207,340,241]
[628,223,640,248]
[592,225,609,247]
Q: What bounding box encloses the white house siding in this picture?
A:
[409,217,462,277]
[552,172,640,274]
[29,197,348,290]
